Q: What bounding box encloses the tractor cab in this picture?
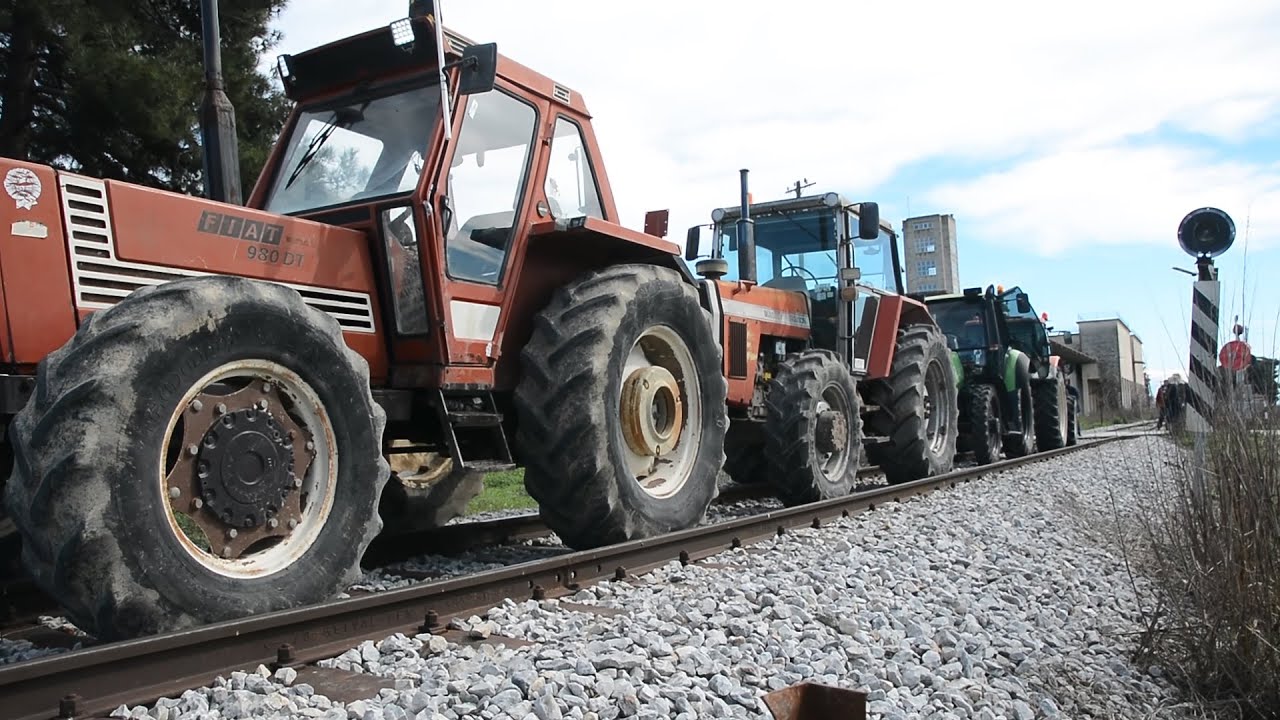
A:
[687,182,895,373]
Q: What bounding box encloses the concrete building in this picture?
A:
[1051,317,1149,414]
[901,213,960,294]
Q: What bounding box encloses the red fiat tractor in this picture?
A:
[0,11,744,640]
[684,172,961,505]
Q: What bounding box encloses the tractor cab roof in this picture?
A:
[274,14,590,115]
[711,192,897,237]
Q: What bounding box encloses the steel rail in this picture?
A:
[360,464,886,567]
[0,437,1128,720]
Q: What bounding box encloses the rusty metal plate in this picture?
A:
[763,682,867,720]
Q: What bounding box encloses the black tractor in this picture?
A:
[923,285,1071,463]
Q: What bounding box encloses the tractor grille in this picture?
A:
[58,174,376,334]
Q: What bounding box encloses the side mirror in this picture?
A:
[858,202,880,240]
[457,43,498,96]
[945,334,959,351]
[685,226,700,261]
[1016,293,1031,314]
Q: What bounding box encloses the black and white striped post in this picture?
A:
[1176,207,1235,438]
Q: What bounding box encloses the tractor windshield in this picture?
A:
[264,84,440,215]
[929,300,991,351]
[716,206,842,293]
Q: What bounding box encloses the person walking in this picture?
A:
[1156,378,1170,429]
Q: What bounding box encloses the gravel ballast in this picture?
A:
[99,433,1197,719]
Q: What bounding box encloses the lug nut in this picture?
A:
[221,546,232,557]
[193,498,204,510]
[190,399,203,413]
[287,519,298,529]
[257,399,269,410]
[293,477,303,489]
[215,402,227,415]
[263,382,274,394]
[268,518,279,529]
[169,487,181,499]
[228,529,238,539]
[187,444,199,456]
[305,440,315,452]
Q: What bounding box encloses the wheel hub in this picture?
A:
[196,407,296,529]
[815,409,848,455]
[620,365,684,457]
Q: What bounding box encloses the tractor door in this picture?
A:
[431,80,549,367]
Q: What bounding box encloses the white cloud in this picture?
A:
[924,145,1280,254]
[263,1,1280,250]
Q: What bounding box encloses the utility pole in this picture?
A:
[199,0,242,205]
[786,178,815,199]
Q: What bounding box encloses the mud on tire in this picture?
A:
[763,350,862,506]
[862,324,959,484]
[513,264,727,550]
[2,276,389,641]
[1033,376,1069,451]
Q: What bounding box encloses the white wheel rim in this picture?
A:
[618,325,702,499]
[159,360,336,579]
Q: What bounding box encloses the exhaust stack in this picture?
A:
[199,0,243,205]
[737,168,757,283]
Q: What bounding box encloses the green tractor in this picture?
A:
[923,285,1071,463]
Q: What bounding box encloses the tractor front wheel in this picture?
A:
[1003,378,1037,458]
[513,264,727,549]
[967,383,1003,465]
[763,350,862,506]
[863,323,959,484]
[1033,376,1070,451]
[2,276,389,641]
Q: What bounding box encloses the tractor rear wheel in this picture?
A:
[863,324,959,484]
[378,447,485,534]
[763,350,862,506]
[967,383,1003,465]
[1033,376,1069,451]
[1003,378,1037,458]
[513,264,727,549]
[1,276,389,641]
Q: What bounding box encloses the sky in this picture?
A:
[260,0,1280,391]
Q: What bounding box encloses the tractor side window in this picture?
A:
[544,117,604,221]
[444,90,538,285]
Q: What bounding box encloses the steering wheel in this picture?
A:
[780,263,820,286]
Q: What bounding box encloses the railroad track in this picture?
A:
[0,436,1139,720]
[0,464,885,641]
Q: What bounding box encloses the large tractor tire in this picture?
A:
[2,276,389,641]
[1066,395,1080,446]
[763,350,862,506]
[378,448,485,534]
[1032,376,1070,451]
[863,324,959,484]
[1003,376,1037,458]
[966,383,1003,465]
[513,264,727,550]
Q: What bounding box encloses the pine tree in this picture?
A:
[0,0,291,195]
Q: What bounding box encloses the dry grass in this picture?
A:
[1127,399,1280,719]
